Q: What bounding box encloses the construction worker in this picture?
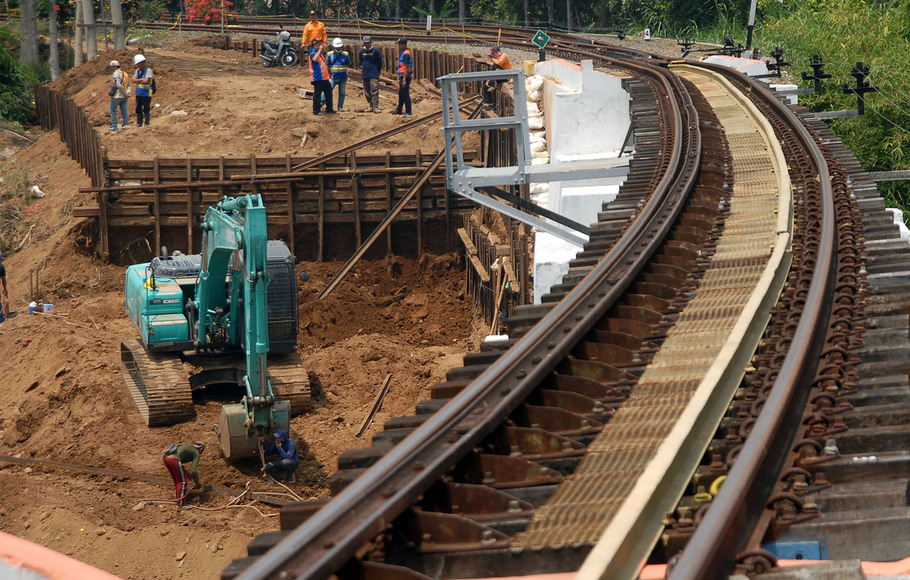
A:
[393,38,413,116]
[162,441,205,507]
[0,251,7,323]
[359,35,382,113]
[308,38,335,115]
[301,10,327,53]
[131,54,154,127]
[260,429,299,484]
[326,37,351,111]
[483,46,512,108]
[107,60,129,131]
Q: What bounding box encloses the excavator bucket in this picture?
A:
[218,399,290,461]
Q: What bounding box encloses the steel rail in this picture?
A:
[666,60,838,580]
[235,58,698,580]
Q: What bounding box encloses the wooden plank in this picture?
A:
[318,164,325,262]
[352,152,361,247]
[154,156,161,253]
[285,153,295,252]
[385,151,392,255]
[416,149,423,257]
[186,158,193,252]
[457,228,490,283]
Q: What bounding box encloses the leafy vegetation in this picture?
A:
[757,0,910,215]
[0,28,40,125]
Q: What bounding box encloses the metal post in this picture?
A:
[745,0,757,57]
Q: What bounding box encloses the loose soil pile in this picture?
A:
[0,37,485,579]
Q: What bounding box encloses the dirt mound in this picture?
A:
[48,43,446,158]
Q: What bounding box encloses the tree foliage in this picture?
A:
[758,0,910,214]
[0,28,39,125]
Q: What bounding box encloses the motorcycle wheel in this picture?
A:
[281,50,299,67]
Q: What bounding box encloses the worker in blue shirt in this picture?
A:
[394,38,413,116]
[359,35,383,113]
[326,37,351,112]
[260,429,300,484]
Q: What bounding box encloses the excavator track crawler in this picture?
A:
[120,338,195,426]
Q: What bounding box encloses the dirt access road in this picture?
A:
[0,36,484,579]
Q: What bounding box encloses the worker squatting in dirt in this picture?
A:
[260,429,300,483]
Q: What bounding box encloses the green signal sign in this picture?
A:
[532,30,550,49]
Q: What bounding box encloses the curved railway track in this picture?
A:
[186,22,910,580]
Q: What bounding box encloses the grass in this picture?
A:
[754,0,910,218]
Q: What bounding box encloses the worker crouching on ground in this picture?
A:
[260,429,299,484]
[162,441,205,507]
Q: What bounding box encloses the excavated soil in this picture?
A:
[0,37,486,579]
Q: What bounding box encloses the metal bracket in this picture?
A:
[439,69,630,248]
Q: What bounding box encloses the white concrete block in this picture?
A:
[558,184,620,225]
[533,231,582,303]
[771,83,798,105]
[703,55,769,78]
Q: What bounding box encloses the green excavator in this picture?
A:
[121,194,310,460]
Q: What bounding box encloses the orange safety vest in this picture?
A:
[308,50,330,83]
[397,48,413,75]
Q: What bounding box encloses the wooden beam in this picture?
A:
[457,228,490,283]
[285,153,295,253]
[318,165,325,262]
[352,152,362,247]
[154,156,161,254]
[385,151,392,255]
[186,158,193,252]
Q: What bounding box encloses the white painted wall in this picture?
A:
[536,60,631,158]
[531,59,631,303]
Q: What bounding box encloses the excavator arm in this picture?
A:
[200,195,288,457]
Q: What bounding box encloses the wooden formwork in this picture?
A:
[72,150,477,261]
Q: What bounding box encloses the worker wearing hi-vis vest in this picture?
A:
[308,38,335,116]
[483,46,512,108]
[394,38,413,116]
[325,37,351,111]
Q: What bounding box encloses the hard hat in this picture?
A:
[109,60,120,67]
[133,54,146,64]
[332,37,343,48]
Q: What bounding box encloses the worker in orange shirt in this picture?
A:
[483,46,513,108]
[301,10,327,53]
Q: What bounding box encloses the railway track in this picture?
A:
[165,21,910,580]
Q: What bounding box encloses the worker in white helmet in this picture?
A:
[132,53,155,127]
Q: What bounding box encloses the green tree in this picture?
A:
[0,28,39,125]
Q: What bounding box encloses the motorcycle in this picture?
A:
[260,30,299,67]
